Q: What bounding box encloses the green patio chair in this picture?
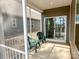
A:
[28,36,40,53]
[37,32,46,44]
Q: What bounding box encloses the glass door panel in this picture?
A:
[54,16,66,41]
[46,18,54,39]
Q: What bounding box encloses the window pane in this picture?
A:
[31,19,40,32]
[76,15,79,22]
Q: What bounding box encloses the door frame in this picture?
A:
[44,16,67,43]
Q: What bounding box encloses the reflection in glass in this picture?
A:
[54,17,65,40]
[76,15,79,22]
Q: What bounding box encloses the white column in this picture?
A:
[40,14,42,32]
[22,0,28,59]
[30,8,32,33]
[44,17,46,36]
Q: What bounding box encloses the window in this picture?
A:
[31,19,40,32]
[76,15,79,23]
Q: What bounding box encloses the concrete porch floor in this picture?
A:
[29,42,71,59]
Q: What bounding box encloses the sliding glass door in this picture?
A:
[45,16,67,42]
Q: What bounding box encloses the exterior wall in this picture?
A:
[31,8,41,20]
[77,4,79,14]
[70,0,79,59]
[42,6,70,43]
[42,6,70,17]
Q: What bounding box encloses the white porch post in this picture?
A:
[44,17,46,36]
[30,8,32,33]
[22,0,28,59]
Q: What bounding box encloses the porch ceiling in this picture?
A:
[28,0,72,10]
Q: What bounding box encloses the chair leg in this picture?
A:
[38,42,41,47]
[35,44,37,53]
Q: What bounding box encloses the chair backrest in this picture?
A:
[37,32,44,39]
[28,36,31,45]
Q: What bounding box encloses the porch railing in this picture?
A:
[0,44,25,59]
[5,35,24,50]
